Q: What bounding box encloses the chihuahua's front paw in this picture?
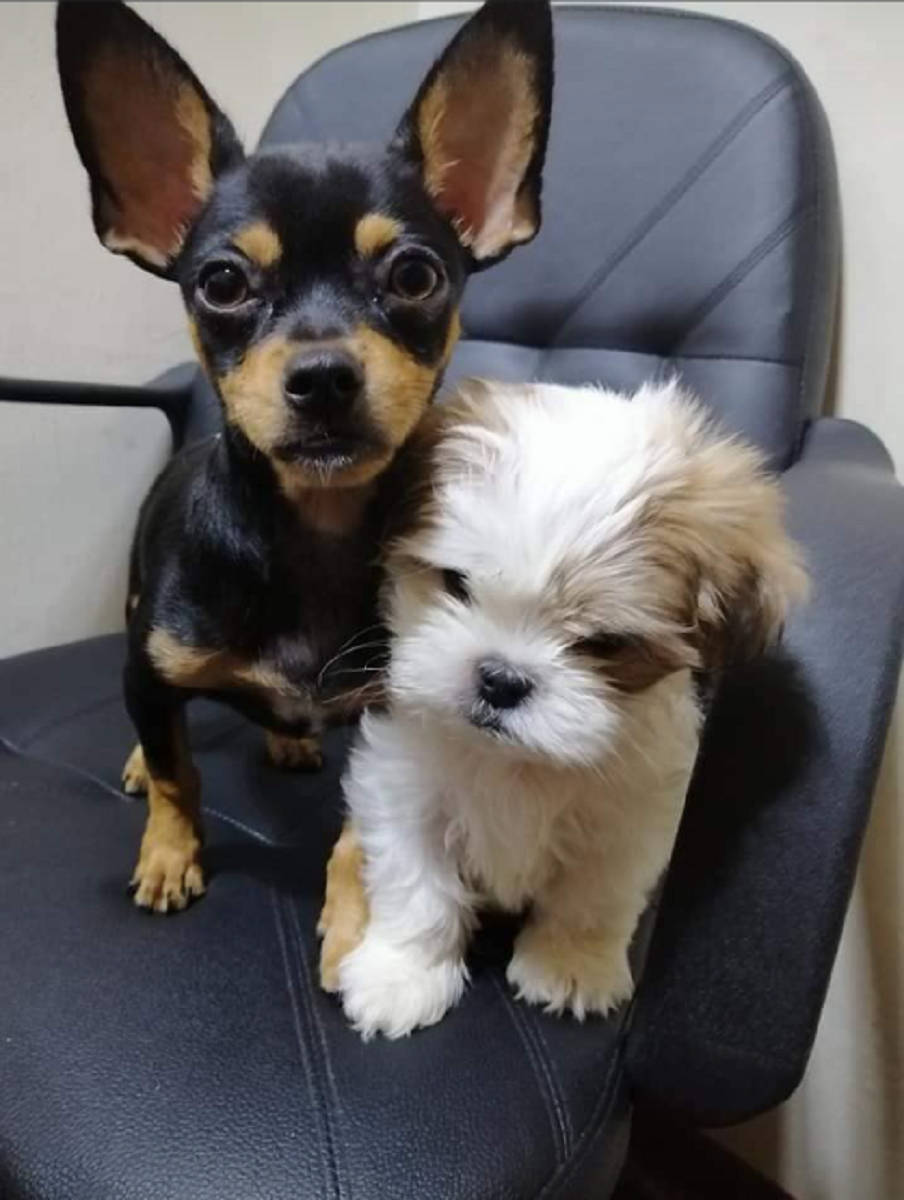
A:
[121,743,149,795]
[338,935,466,1039]
[508,921,633,1020]
[266,731,323,772]
[317,823,369,992]
[130,834,204,914]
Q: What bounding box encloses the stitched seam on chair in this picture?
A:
[796,77,826,437]
[16,689,244,754]
[201,806,274,845]
[491,975,572,1163]
[271,889,337,1200]
[544,73,793,349]
[671,203,811,352]
[535,1038,626,1198]
[528,1016,577,1155]
[286,899,352,1200]
[17,692,121,749]
[446,334,797,365]
[512,992,575,1158]
[670,352,796,366]
[2,730,289,849]
[0,734,127,802]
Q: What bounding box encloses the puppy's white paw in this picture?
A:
[338,934,466,1040]
[507,921,633,1020]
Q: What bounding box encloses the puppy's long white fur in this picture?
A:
[338,379,806,1039]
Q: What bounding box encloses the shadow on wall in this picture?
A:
[821,260,843,419]
[714,693,903,1200]
[861,703,902,1193]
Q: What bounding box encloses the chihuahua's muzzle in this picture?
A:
[277,344,381,470]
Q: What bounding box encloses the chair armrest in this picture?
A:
[0,363,197,447]
[625,417,904,1125]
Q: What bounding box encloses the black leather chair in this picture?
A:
[3,9,903,1198]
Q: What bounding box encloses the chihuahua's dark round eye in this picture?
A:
[388,254,440,302]
[442,568,470,603]
[573,632,632,658]
[198,263,249,309]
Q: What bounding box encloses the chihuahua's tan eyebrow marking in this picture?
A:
[354,213,403,258]
[232,220,282,267]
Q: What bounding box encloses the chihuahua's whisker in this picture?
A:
[316,640,388,685]
[327,665,387,679]
[316,623,385,673]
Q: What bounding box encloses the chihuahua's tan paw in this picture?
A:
[318,824,369,991]
[130,831,204,914]
[121,743,149,795]
[266,731,323,772]
[507,921,633,1020]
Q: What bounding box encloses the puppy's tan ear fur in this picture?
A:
[689,441,807,670]
[638,385,808,671]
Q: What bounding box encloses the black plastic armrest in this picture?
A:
[626,417,904,1125]
[0,363,197,447]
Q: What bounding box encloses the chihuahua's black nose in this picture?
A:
[476,658,534,710]
[283,350,363,413]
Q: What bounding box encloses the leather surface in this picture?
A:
[0,637,631,1200]
[2,5,883,1197]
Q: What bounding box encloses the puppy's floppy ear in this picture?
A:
[56,1,243,277]
[395,0,553,265]
[683,439,808,671]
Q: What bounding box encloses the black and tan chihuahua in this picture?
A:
[55,0,553,911]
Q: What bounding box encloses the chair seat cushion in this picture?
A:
[0,635,631,1199]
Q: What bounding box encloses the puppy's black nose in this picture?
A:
[476,658,533,710]
[283,350,363,413]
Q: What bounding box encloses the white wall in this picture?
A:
[418,7,904,1197]
[0,404,171,658]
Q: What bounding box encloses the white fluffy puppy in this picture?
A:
[334,379,806,1039]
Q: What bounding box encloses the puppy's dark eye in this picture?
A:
[198,263,249,310]
[441,568,470,603]
[573,633,632,658]
[389,254,440,301]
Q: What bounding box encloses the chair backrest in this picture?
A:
[261,5,839,470]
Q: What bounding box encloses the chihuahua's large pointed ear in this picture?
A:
[395,0,553,265]
[56,1,243,277]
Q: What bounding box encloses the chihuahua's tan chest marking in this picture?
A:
[147,627,314,723]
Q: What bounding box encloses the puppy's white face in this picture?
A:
[385,379,806,766]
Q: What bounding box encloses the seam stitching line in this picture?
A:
[17,692,121,749]
[491,974,571,1164]
[271,889,337,1200]
[528,1014,576,1155]
[286,899,351,1200]
[544,73,793,349]
[536,1040,626,1198]
[671,204,810,352]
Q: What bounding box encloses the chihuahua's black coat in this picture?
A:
[56,0,553,911]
